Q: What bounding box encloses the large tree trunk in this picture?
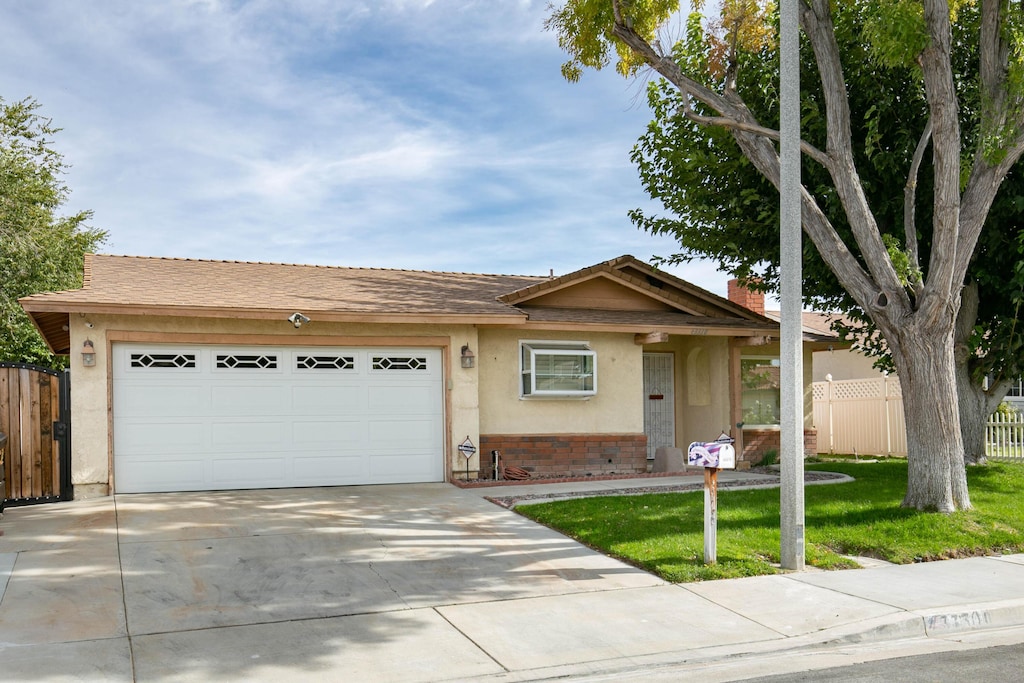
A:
[958,374,1009,466]
[954,280,1009,465]
[890,322,972,511]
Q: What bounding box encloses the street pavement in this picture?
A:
[1,472,1023,682]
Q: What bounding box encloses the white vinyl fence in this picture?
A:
[813,377,907,456]
[814,377,1024,460]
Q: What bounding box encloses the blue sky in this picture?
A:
[1,1,732,295]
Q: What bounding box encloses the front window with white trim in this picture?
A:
[520,341,596,397]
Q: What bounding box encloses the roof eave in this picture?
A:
[23,311,71,355]
[19,301,527,326]
[485,319,780,337]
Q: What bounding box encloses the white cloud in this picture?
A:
[0,0,730,296]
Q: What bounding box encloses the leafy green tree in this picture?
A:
[547,0,1024,511]
[626,7,1024,466]
[1,97,106,367]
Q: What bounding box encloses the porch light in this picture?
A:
[460,344,475,369]
[82,339,96,367]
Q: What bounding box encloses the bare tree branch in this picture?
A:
[980,0,1009,128]
[678,98,832,168]
[953,3,1024,282]
[801,0,908,310]
[904,118,931,299]
[917,0,962,325]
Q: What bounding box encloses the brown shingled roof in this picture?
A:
[22,254,540,318]
[21,253,784,354]
[763,309,846,344]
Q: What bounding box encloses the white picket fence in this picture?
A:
[987,411,1024,461]
[813,377,1024,460]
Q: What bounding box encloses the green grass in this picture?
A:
[516,461,1024,583]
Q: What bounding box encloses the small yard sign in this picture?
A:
[458,436,477,481]
[458,436,476,459]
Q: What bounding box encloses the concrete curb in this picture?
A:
[917,598,1024,636]
[446,605,1020,683]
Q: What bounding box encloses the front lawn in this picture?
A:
[516,461,1024,582]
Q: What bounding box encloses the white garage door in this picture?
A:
[112,344,445,493]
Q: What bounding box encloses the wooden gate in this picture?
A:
[0,362,72,507]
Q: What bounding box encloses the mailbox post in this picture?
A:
[687,434,736,565]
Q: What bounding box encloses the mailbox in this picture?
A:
[687,436,735,469]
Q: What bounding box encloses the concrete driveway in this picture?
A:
[7,476,1024,682]
[0,484,664,681]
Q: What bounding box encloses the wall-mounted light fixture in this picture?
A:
[287,312,311,329]
[82,339,96,367]
[460,344,475,369]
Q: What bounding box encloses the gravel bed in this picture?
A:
[485,469,848,509]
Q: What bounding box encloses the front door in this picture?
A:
[643,353,675,460]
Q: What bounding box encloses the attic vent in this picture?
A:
[646,275,664,289]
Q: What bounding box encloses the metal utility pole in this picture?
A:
[779,0,805,571]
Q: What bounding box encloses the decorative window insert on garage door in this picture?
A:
[112,344,445,493]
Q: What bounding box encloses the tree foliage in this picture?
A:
[548,0,1024,511]
[624,3,1024,464]
[1,97,106,367]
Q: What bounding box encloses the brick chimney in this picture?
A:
[727,279,765,315]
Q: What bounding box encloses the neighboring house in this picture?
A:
[999,379,1024,411]
[796,313,885,384]
[20,254,832,498]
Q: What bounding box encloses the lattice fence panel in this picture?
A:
[813,377,905,456]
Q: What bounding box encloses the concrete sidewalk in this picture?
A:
[1,475,1023,682]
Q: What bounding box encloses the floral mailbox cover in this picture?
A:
[687,434,736,469]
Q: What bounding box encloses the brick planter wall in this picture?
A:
[478,434,648,479]
[741,429,817,465]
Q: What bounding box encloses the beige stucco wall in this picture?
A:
[813,347,885,382]
[67,314,481,497]
[642,336,733,448]
[477,328,644,435]
[640,337,816,453]
[65,312,819,497]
